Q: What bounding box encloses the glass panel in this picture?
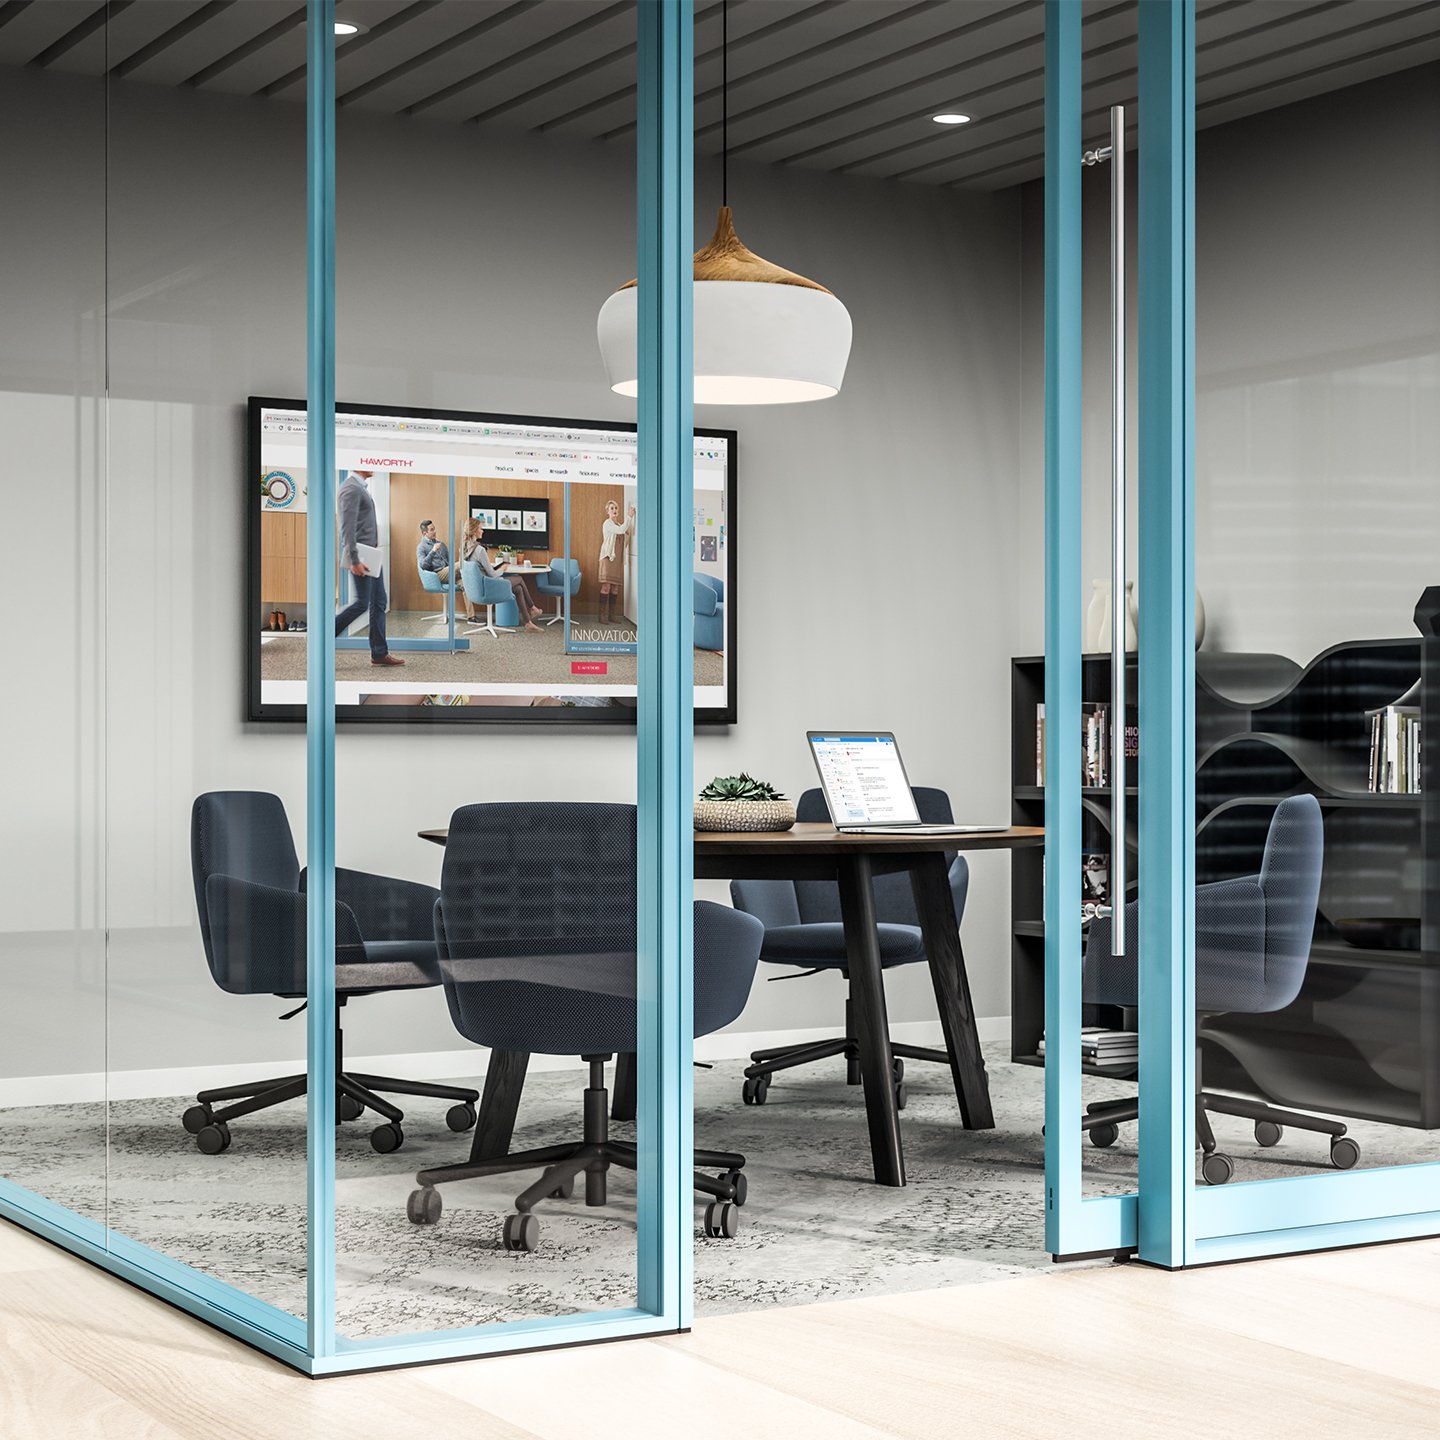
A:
[326,0,644,1338]
[0,31,108,1223]
[1191,3,1440,1201]
[101,0,310,1318]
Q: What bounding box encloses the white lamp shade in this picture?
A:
[597,280,853,406]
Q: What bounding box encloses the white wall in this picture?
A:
[0,66,1025,1081]
[1016,62,1440,662]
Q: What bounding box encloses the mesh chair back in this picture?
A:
[191,791,300,976]
[1256,793,1324,1008]
[793,786,958,925]
[436,803,639,1056]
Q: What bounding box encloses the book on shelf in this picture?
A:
[1037,1027,1138,1063]
[1083,702,1109,787]
[1028,701,1137,789]
[1368,703,1421,794]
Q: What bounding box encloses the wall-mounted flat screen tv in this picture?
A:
[248,398,736,725]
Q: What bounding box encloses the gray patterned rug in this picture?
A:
[3,1046,1434,1339]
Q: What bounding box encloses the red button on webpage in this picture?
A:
[571,661,608,675]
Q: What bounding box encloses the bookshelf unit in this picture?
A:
[1011,615,1440,1126]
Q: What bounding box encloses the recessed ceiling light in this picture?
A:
[932,112,972,126]
[334,21,361,36]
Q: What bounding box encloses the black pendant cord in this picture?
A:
[721,0,728,208]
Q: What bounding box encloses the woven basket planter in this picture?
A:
[693,799,796,833]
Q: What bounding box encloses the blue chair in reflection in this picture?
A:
[730,786,968,1108]
[406,802,762,1250]
[417,562,454,626]
[460,558,517,640]
[187,791,479,1156]
[694,573,724,652]
[1080,793,1352,1182]
[536,558,581,626]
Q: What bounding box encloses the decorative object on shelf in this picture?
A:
[595,1,851,406]
[1194,587,1206,650]
[1085,580,1107,652]
[1084,580,1138,653]
[694,773,795,833]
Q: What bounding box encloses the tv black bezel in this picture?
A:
[246,396,737,727]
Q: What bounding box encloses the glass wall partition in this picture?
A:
[0,0,695,1372]
[1182,0,1440,1261]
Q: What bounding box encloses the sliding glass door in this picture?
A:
[1045,0,1440,1267]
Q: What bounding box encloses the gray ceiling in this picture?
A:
[2,0,1437,190]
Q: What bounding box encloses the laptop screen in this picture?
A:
[809,733,921,826]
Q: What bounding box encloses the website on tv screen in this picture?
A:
[250,400,734,723]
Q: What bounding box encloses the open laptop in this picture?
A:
[806,732,1008,836]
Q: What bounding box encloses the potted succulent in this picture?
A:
[694,773,795,833]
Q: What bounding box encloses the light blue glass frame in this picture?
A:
[1042,0,1138,1261]
[0,0,697,1374]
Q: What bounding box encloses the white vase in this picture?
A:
[1194,588,1206,650]
[1124,581,1138,652]
[1085,581,1107,653]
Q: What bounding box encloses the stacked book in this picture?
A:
[1082,702,1109,787]
[1037,1027,1139,1066]
[1368,704,1421,794]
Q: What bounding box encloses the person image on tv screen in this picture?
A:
[597,498,635,625]
[335,469,403,667]
[417,519,451,584]
[463,517,544,632]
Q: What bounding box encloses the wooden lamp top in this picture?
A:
[617,206,832,295]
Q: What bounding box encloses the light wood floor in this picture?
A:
[3,1218,1438,1439]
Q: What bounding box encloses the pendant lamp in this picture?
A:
[596,4,851,406]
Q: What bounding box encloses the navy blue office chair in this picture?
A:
[1081,794,1352,1182]
[730,786,969,1108]
[406,802,763,1250]
[188,791,479,1156]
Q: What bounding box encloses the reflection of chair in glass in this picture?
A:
[730,786,968,1108]
[460,558,516,639]
[693,573,724,652]
[1082,793,1355,1183]
[417,562,453,625]
[188,791,479,1156]
[407,802,761,1250]
[536,558,581,625]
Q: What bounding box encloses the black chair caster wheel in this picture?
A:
[407,1186,442,1225]
[547,1170,576,1200]
[370,1122,404,1154]
[742,1075,770,1106]
[196,1121,231,1155]
[1201,1151,1234,1186]
[338,1094,365,1122]
[1089,1122,1120,1149]
[1254,1120,1283,1148]
[503,1213,540,1252]
[1330,1136,1360,1170]
[182,1105,212,1135]
[894,1083,908,1111]
[891,1058,905,1084]
[722,1170,748,1207]
[704,1201,739,1239]
[446,1102,477,1132]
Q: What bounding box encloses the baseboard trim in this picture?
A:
[0,1016,1011,1107]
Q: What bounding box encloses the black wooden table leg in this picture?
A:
[911,852,994,1130]
[837,853,905,1186]
[612,1052,637,1122]
[471,1049,529,1161]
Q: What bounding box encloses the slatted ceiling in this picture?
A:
[331,2,555,113]
[397,2,636,124]
[1,0,1437,191]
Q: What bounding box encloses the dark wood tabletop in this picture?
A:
[419,823,1043,852]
